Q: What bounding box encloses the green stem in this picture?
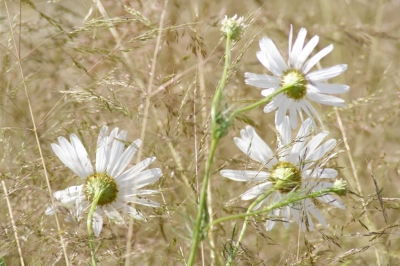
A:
[227,85,291,124]
[87,192,102,266]
[187,137,219,266]
[187,34,232,266]
[223,188,338,265]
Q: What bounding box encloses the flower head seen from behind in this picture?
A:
[46,126,162,236]
[245,26,349,129]
[220,117,345,231]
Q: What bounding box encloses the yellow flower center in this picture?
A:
[281,69,308,101]
[270,162,302,193]
[83,173,119,206]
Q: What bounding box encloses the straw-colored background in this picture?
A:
[1,0,400,265]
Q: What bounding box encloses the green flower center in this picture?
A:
[270,162,302,194]
[281,69,308,101]
[83,173,119,206]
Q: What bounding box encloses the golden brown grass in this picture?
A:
[1,0,400,265]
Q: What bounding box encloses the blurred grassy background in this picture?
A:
[1,0,400,265]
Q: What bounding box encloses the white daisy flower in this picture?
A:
[220,117,345,231]
[45,126,162,236]
[245,26,349,129]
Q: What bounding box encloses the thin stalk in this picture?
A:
[187,33,232,266]
[87,192,102,266]
[227,85,291,124]
[187,137,219,265]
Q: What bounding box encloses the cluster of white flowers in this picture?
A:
[220,24,349,231]
[47,21,349,237]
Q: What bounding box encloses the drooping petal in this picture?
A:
[317,194,346,209]
[102,204,125,225]
[93,209,104,236]
[53,185,83,205]
[113,202,146,221]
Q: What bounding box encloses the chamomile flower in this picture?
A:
[245,26,349,129]
[220,117,345,231]
[45,126,162,236]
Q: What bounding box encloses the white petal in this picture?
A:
[300,131,328,160]
[303,168,338,178]
[121,196,160,207]
[108,139,142,178]
[234,126,276,166]
[117,156,155,182]
[305,199,327,227]
[312,83,350,94]
[307,92,345,107]
[290,118,312,162]
[302,44,333,74]
[103,205,125,225]
[277,116,291,146]
[244,72,281,88]
[302,100,323,129]
[53,185,83,205]
[289,104,298,129]
[220,170,270,182]
[306,139,336,162]
[45,206,55,215]
[92,209,104,236]
[263,96,281,113]
[259,37,288,75]
[289,27,307,68]
[119,168,162,189]
[317,194,346,209]
[281,205,291,228]
[288,25,293,57]
[306,64,348,82]
[275,97,291,127]
[52,137,93,179]
[266,207,280,231]
[295,35,319,69]
[69,135,93,176]
[113,202,146,220]
[106,130,127,175]
[241,182,273,200]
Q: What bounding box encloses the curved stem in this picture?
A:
[87,192,102,266]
